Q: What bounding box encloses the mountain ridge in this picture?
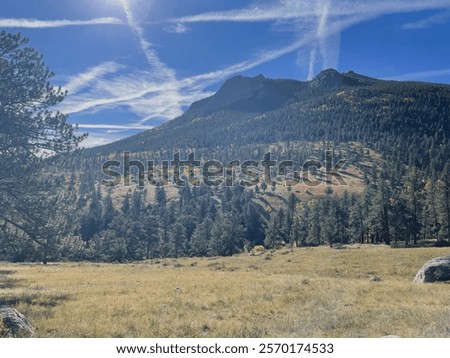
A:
[184,69,383,119]
[83,69,450,177]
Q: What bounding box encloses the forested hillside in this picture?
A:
[3,68,450,262]
[88,69,450,175]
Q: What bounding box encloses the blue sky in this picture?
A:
[1,0,450,147]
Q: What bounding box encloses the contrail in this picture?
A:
[308,0,331,80]
[118,0,177,82]
[0,17,123,28]
[308,47,318,81]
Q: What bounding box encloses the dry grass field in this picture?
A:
[1,245,450,338]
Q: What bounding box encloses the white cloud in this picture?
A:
[0,17,123,28]
[119,0,177,82]
[307,0,333,80]
[186,12,377,86]
[165,0,450,80]
[402,10,450,29]
[307,47,318,81]
[63,62,124,95]
[79,133,119,148]
[385,68,450,81]
[164,23,190,34]
[77,124,154,130]
[60,71,180,115]
[59,66,212,130]
[168,0,450,24]
[117,0,185,125]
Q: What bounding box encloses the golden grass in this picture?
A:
[1,245,450,338]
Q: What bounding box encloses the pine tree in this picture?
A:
[155,185,167,211]
[0,31,85,262]
[401,166,423,245]
[367,178,391,244]
[102,191,116,229]
[436,163,450,243]
[209,213,245,256]
[290,217,304,247]
[349,197,364,244]
[131,190,144,220]
[122,191,131,215]
[169,220,187,258]
[306,200,321,245]
[191,218,213,256]
[264,212,283,248]
[142,211,159,259]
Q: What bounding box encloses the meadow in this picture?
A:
[1,245,450,338]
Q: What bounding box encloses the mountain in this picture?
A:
[14,69,450,263]
[84,69,450,174]
[185,74,302,116]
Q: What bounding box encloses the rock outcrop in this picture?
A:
[0,306,35,337]
[413,256,450,283]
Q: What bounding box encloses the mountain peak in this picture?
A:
[310,69,344,88]
[218,74,267,94]
[310,69,380,88]
[185,74,295,117]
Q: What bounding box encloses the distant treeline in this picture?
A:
[2,158,450,263]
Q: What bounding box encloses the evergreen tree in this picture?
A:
[191,218,213,256]
[169,220,187,258]
[264,212,283,248]
[0,31,85,262]
[437,163,450,243]
[306,200,321,246]
[209,213,245,256]
[122,191,131,215]
[142,211,159,259]
[401,167,423,245]
[290,217,304,247]
[155,185,167,211]
[349,197,364,244]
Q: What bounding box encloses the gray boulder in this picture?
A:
[413,256,450,283]
[0,306,35,337]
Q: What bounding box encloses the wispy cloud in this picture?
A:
[307,47,318,81]
[0,17,123,28]
[164,23,190,34]
[307,0,334,80]
[60,71,180,116]
[118,0,185,124]
[62,62,124,95]
[166,0,450,80]
[168,0,450,24]
[186,12,377,87]
[119,0,177,82]
[402,10,450,29]
[385,68,450,81]
[78,133,122,148]
[77,124,154,130]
